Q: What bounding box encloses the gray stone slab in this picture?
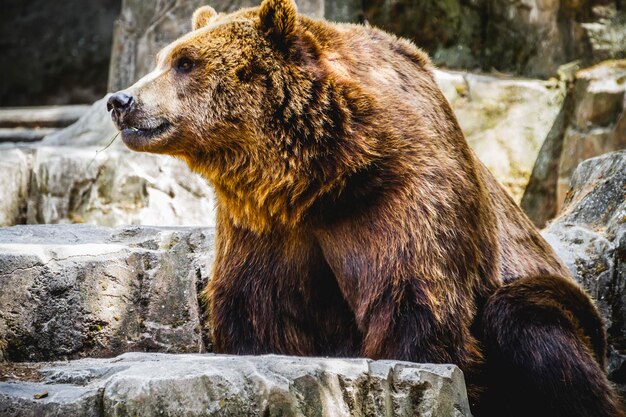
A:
[0,225,215,362]
[0,353,472,417]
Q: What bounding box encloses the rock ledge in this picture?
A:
[0,352,472,417]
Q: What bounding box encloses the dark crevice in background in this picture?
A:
[0,0,122,107]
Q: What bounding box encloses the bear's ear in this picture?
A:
[258,0,298,48]
[192,6,218,30]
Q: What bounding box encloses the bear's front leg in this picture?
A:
[315,208,487,376]
[206,213,360,356]
[356,274,481,370]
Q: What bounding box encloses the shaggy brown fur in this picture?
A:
[107,1,624,415]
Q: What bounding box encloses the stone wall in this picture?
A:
[0,225,214,362]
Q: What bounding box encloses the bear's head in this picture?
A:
[107,0,384,230]
[107,0,301,156]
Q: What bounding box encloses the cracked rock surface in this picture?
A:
[0,353,472,417]
[543,150,626,391]
[0,225,214,362]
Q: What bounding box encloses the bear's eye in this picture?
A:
[174,56,195,73]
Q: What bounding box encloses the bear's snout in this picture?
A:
[106,88,174,152]
[107,92,134,115]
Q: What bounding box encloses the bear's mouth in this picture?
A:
[121,120,172,138]
[119,119,174,151]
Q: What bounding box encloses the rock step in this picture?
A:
[0,352,472,417]
[0,225,215,362]
[0,106,90,129]
[0,128,58,143]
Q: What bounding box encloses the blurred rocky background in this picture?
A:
[0,0,624,415]
[2,0,625,107]
[0,0,122,106]
[362,0,626,78]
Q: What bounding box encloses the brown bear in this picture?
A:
[106,1,624,415]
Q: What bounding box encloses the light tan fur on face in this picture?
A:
[126,68,176,118]
[116,10,269,156]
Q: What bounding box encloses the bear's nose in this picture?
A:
[107,92,134,113]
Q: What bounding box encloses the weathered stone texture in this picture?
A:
[0,353,472,417]
[26,147,216,227]
[558,61,626,206]
[543,150,626,387]
[0,225,214,362]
